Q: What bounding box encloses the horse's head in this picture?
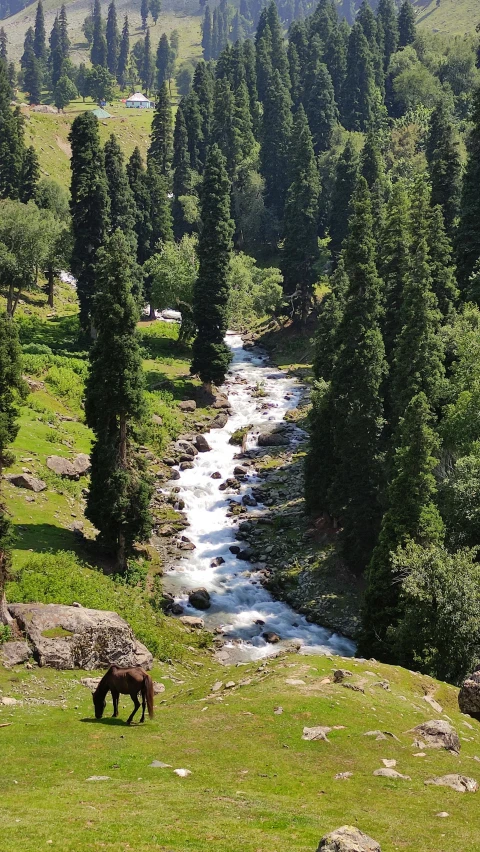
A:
[92,689,106,719]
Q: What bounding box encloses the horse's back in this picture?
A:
[108,665,147,692]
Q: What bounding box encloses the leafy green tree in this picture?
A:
[398,0,416,48]
[329,137,359,260]
[87,65,116,103]
[69,112,110,331]
[260,69,292,220]
[145,235,198,341]
[91,0,107,68]
[391,542,480,684]
[328,178,387,573]
[85,230,152,574]
[306,63,338,155]
[439,447,480,550]
[54,74,77,111]
[426,100,461,238]
[0,61,24,199]
[0,314,27,624]
[361,393,444,659]
[227,252,283,326]
[191,145,234,393]
[148,82,172,177]
[282,105,320,322]
[106,0,119,77]
[117,15,129,87]
[33,0,47,61]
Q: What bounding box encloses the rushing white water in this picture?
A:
[164,333,355,662]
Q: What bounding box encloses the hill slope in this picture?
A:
[1,650,479,851]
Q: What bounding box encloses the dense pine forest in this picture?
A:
[1,0,480,691]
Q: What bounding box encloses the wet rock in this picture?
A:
[459,668,480,720]
[229,545,241,555]
[168,469,180,481]
[1,641,31,667]
[212,394,230,409]
[211,471,222,479]
[7,473,46,492]
[242,494,258,507]
[263,631,280,643]
[8,603,152,670]
[425,775,478,793]
[178,400,196,412]
[236,548,252,561]
[179,461,194,471]
[179,615,205,629]
[163,457,176,466]
[409,720,460,753]
[210,412,228,429]
[195,435,211,453]
[188,588,211,610]
[170,603,184,615]
[210,557,225,567]
[176,441,198,457]
[317,826,381,852]
[234,466,247,476]
[333,669,353,683]
[257,425,290,447]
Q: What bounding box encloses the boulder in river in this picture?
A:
[317,826,381,852]
[458,667,480,720]
[210,412,228,429]
[195,435,211,453]
[188,588,211,610]
[263,631,280,643]
[8,603,152,670]
[179,615,205,629]
[257,425,290,447]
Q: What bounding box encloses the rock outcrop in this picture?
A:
[458,667,480,720]
[425,775,478,793]
[317,825,381,852]
[8,603,152,670]
[1,640,32,667]
[409,720,460,753]
[7,473,46,492]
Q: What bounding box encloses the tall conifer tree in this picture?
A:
[148,82,172,177]
[191,145,233,393]
[91,0,107,68]
[376,0,398,70]
[260,69,292,220]
[117,15,129,87]
[341,22,378,132]
[0,60,25,199]
[104,134,136,254]
[398,0,416,47]
[306,63,338,155]
[33,1,47,61]
[329,138,359,260]
[106,0,119,77]
[172,104,193,239]
[456,88,480,295]
[426,100,461,238]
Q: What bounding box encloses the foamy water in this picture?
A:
[163,333,355,661]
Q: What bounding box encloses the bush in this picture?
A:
[0,624,12,644]
[22,343,53,355]
[6,551,202,661]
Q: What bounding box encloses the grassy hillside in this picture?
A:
[415,0,480,36]
[1,649,479,851]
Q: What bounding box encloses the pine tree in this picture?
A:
[266,0,289,87]
[329,178,387,573]
[192,61,214,169]
[148,81,172,177]
[182,90,203,173]
[0,28,7,64]
[33,1,47,61]
[380,179,411,369]
[85,230,152,573]
[49,16,65,88]
[428,205,458,320]
[0,314,27,624]
[313,256,349,383]
[329,138,359,260]
[127,146,152,266]
[21,26,34,70]
[58,4,70,58]
[117,15,129,87]
[306,63,338,155]
[288,42,302,107]
[23,49,42,105]
[456,88,480,295]
[0,60,25,199]
[360,392,444,659]
[141,0,149,30]
[156,32,172,89]
[141,28,153,94]
[69,112,110,331]
[390,232,445,427]
[376,0,398,71]
[106,0,119,77]
[357,0,384,93]
[91,0,107,68]
[104,134,137,254]
[255,26,273,105]
[147,160,173,249]
[172,103,193,239]
[324,22,347,103]
[19,145,39,202]
[234,79,255,162]
[341,22,378,132]
[202,4,213,60]
[191,145,234,393]
[260,69,292,220]
[304,381,336,514]
[426,100,461,238]
[212,77,242,179]
[360,130,386,238]
[150,0,161,25]
[282,105,320,322]
[398,0,416,48]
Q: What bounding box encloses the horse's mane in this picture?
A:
[93,667,113,702]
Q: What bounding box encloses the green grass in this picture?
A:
[1,652,479,851]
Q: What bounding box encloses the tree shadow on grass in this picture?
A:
[12,522,109,572]
[144,368,199,401]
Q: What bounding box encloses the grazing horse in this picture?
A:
[93,666,154,725]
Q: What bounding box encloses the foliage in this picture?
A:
[146,235,198,341]
[227,253,283,327]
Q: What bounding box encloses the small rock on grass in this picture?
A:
[317,825,381,852]
[381,759,396,768]
[149,761,171,768]
[174,768,191,777]
[436,812,450,818]
[425,774,478,793]
[409,720,460,753]
[86,776,111,781]
[373,768,411,780]
[334,772,353,780]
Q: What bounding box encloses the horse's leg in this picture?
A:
[126,692,140,725]
[111,688,119,717]
[140,684,146,723]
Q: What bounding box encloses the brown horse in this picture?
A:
[92,665,154,725]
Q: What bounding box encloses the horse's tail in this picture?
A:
[145,674,154,719]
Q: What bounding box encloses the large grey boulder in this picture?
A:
[317,826,381,852]
[1,640,32,667]
[72,454,91,475]
[188,588,211,610]
[409,720,460,753]
[7,473,46,492]
[425,775,478,793]
[458,668,480,720]
[8,603,152,670]
[47,455,78,478]
[257,425,290,447]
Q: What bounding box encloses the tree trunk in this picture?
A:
[6,284,14,318]
[47,265,55,309]
[0,555,13,627]
[149,304,156,321]
[203,381,213,397]
[119,413,127,465]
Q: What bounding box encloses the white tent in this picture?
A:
[126,92,152,108]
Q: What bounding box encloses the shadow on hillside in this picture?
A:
[144,368,199,401]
